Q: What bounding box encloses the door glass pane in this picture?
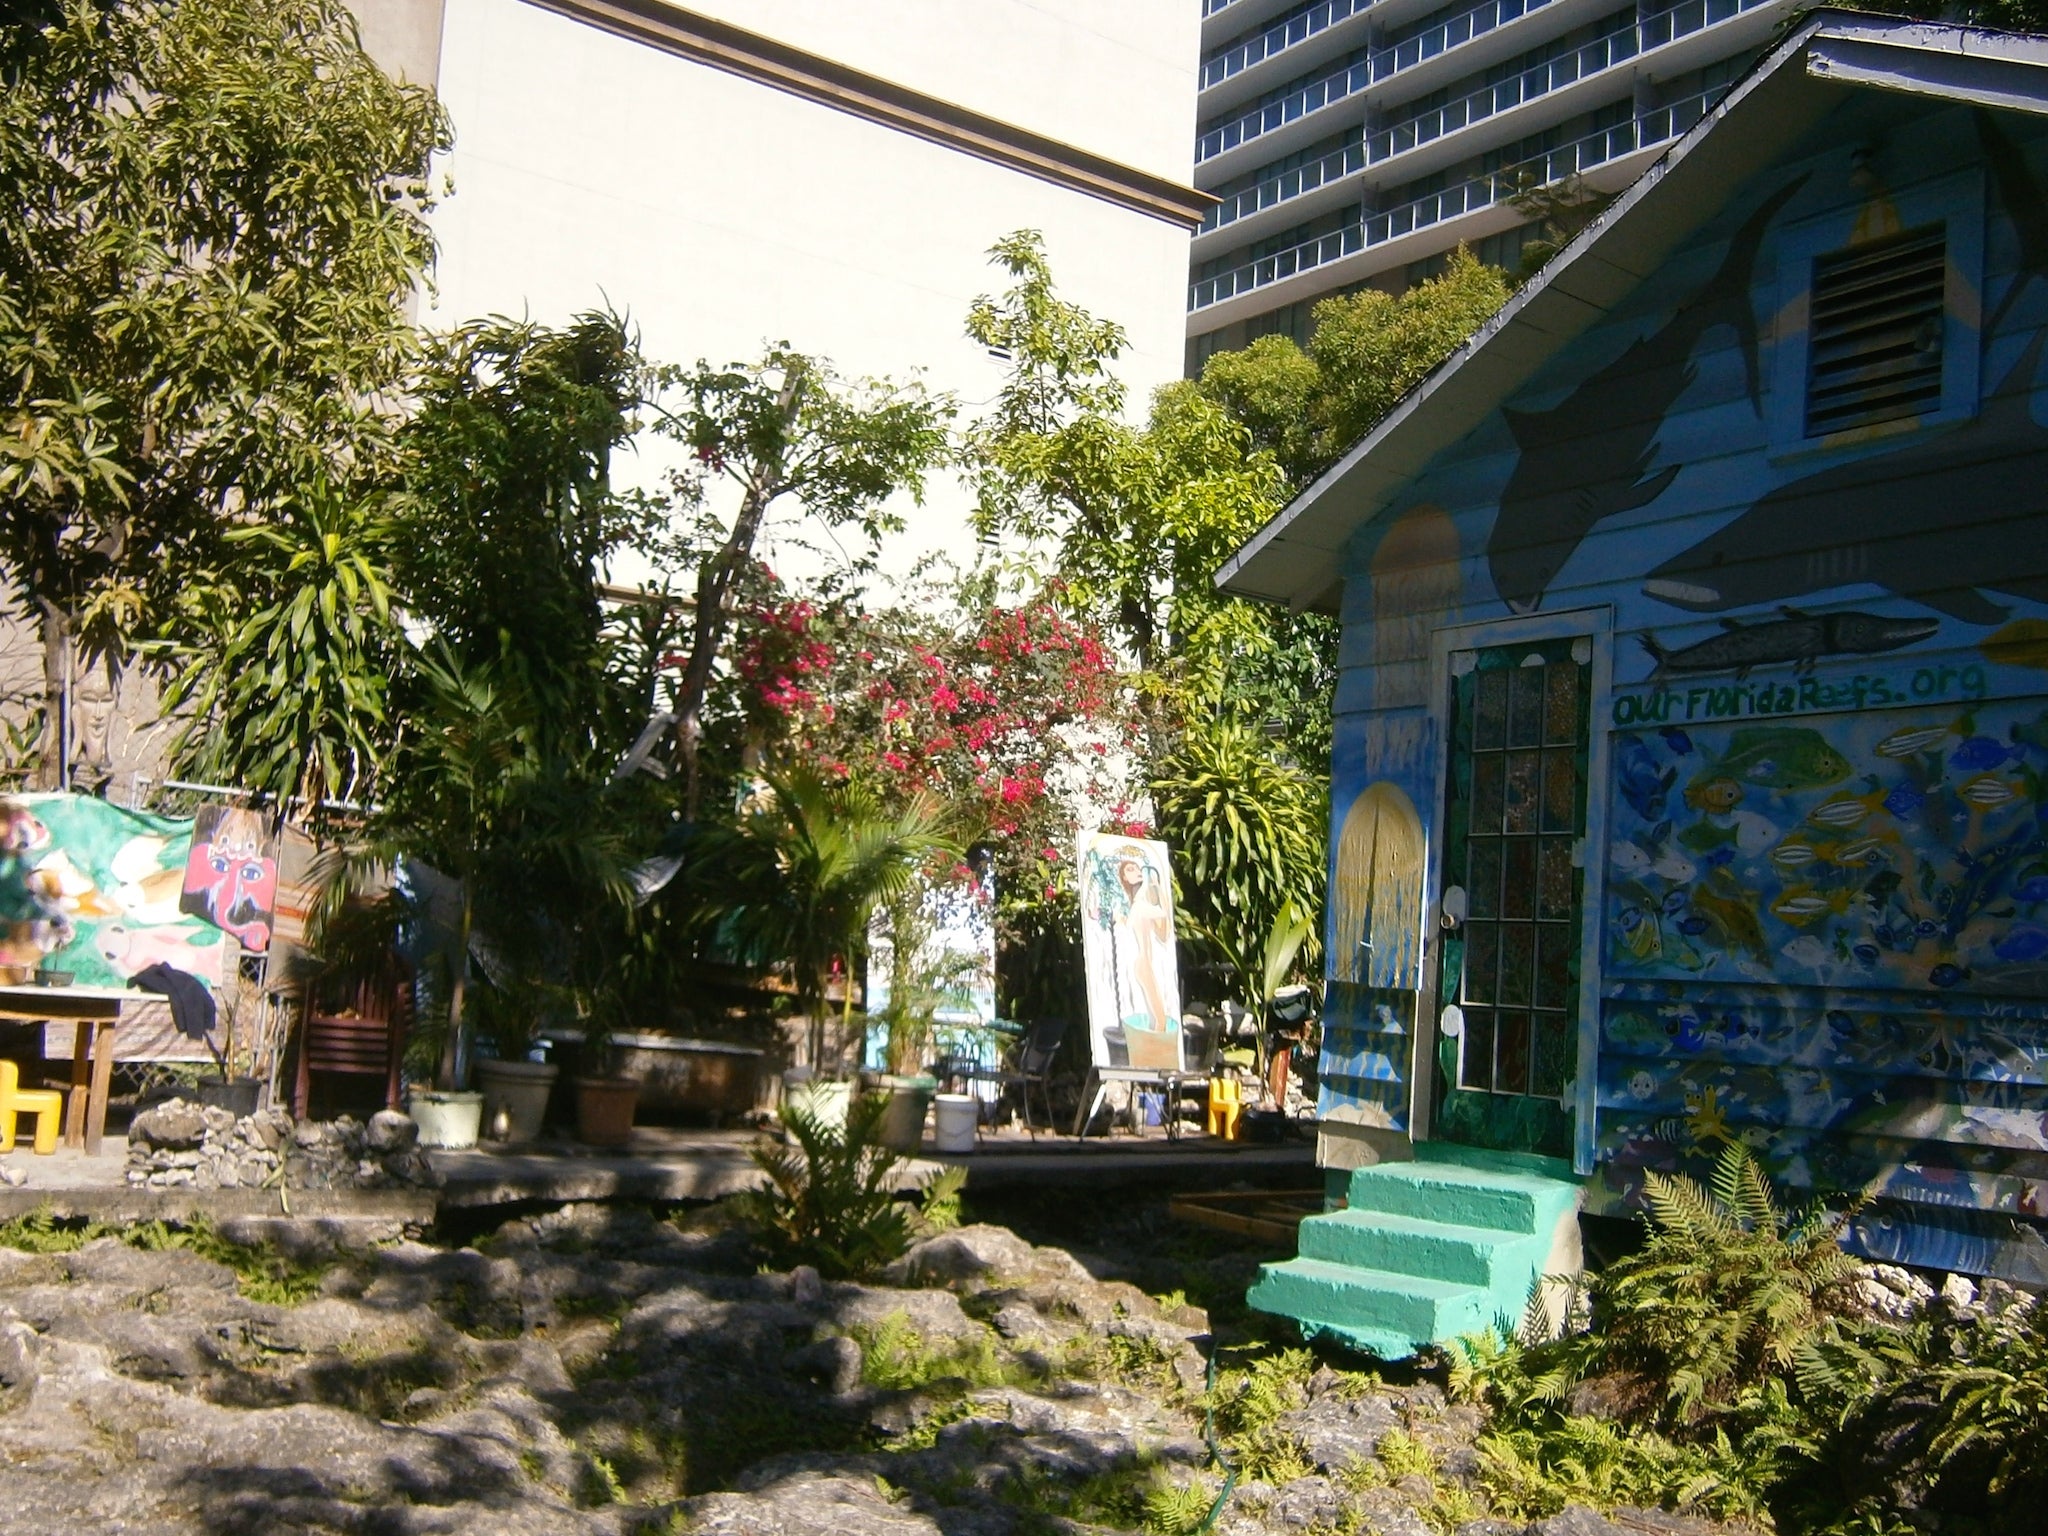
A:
[1467,839,1502,920]
[1462,1009,1496,1091]
[1504,750,1540,833]
[1544,662,1579,744]
[1507,664,1544,747]
[1498,1011,1532,1094]
[1542,748,1577,833]
[1502,837,1536,920]
[1472,754,1505,833]
[1462,922,1497,1003]
[1499,924,1533,1006]
[1538,837,1574,920]
[1531,1016,1571,1098]
[1474,667,1507,749]
[1535,923,1573,1009]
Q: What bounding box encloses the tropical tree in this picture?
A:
[1150,716,1327,1064]
[1194,245,1513,488]
[158,477,404,817]
[687,765,960,1071]
[0,0,446,785]
[396,310,664,758]
[653,351,954,819]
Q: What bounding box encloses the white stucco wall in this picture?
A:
[683,0,1199,180]
[423,0,1198,580]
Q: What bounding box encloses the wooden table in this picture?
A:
[0,984,138,1155]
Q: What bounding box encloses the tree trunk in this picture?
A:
[673,371,805,821]
[35,598,70,791]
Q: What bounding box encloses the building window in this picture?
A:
[1804,223,1946,437]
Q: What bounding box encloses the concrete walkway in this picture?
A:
[0,1122,1316,1221]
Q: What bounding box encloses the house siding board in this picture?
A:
[1318,95,2048,1277]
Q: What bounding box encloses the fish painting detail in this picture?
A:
[1641,609,1939,679]
[1702,726,1853,792]
[1486,176,1808,613]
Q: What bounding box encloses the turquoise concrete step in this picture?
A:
[1246,1257,1500,1344]
[1248,1144,1584,1361]
[1294,1207,1525,1287]
[1341,1158,1567,1232]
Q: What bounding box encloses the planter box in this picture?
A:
[543,1032,765,1122]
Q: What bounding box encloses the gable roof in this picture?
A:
[1212,10,2048,615]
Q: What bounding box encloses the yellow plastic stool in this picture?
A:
[1206,1075,1243,1141]
[0,1059,63,1155]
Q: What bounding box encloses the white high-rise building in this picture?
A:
[1185,0,1801,368]
[355,0,1209,576]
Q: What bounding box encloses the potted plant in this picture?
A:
[690,766,960,1122]
[866,886,947,1153]
[196,984,267,1117]
[572,992,639,1148]
[471,980,559,1142]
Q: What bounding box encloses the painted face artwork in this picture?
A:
[179,806,279,952]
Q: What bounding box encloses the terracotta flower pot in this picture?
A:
[475,1058,558,1143]
[574,1075,639,1148]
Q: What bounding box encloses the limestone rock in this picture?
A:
[683,1470,942,1535]
[366,1108,419,1153]
[129,1097,208,1150]
[1277,1388,1400,1472]
[882,1223,1090,1290]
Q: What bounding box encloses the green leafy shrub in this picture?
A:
[1446,1144,2048,1534]
[853,1310,1010,1393]
[738,1092,957,1279]
[1800,1293,2048,1531]
[1585,1145,1859,1432]
[1209,1346,1316,1484]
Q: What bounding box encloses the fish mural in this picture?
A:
[1485,176,1808,614]
[1642,609,1940,679]
[1608,699,2048,994]
[1984,617,2048,672]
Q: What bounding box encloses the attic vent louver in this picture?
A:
[1805,224,1947,437]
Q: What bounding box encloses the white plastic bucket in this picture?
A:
[933,1092,978,1154]
[407,1090,483,1149]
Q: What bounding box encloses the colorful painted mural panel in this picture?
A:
[0,794,230,987]
[179,804,280,953]
[1603,694,2048,995]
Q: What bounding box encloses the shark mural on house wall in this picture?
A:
[1484,176,1808,615]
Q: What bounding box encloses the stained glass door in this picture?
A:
[1431,636,1590,1158]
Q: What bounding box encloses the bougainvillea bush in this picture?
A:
[733,575,1146,1017]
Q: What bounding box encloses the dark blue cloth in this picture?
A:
[132,962,216,1041]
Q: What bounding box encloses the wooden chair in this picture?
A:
[292,967,410,1119]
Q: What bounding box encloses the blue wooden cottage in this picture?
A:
[1219,11,2048,1353]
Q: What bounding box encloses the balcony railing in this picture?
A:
[1189,89,1711,313]
[1369,0,1758,165]
[1198,0,1578,164]
[1365,23,1638,163]
[1197,0,1765,167]
[1205,0,1249,17]
[1202,0,1375,92]
[1204,138,1369,234]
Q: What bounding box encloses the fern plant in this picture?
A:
[1588,1142,1860,1432]
[740,1091,954,1279]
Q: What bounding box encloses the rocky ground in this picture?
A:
[0,1202,1744,1536]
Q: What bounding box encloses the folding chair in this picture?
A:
[954,1017,1067,1139]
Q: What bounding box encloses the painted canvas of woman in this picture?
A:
[1078,834,1183,1071]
